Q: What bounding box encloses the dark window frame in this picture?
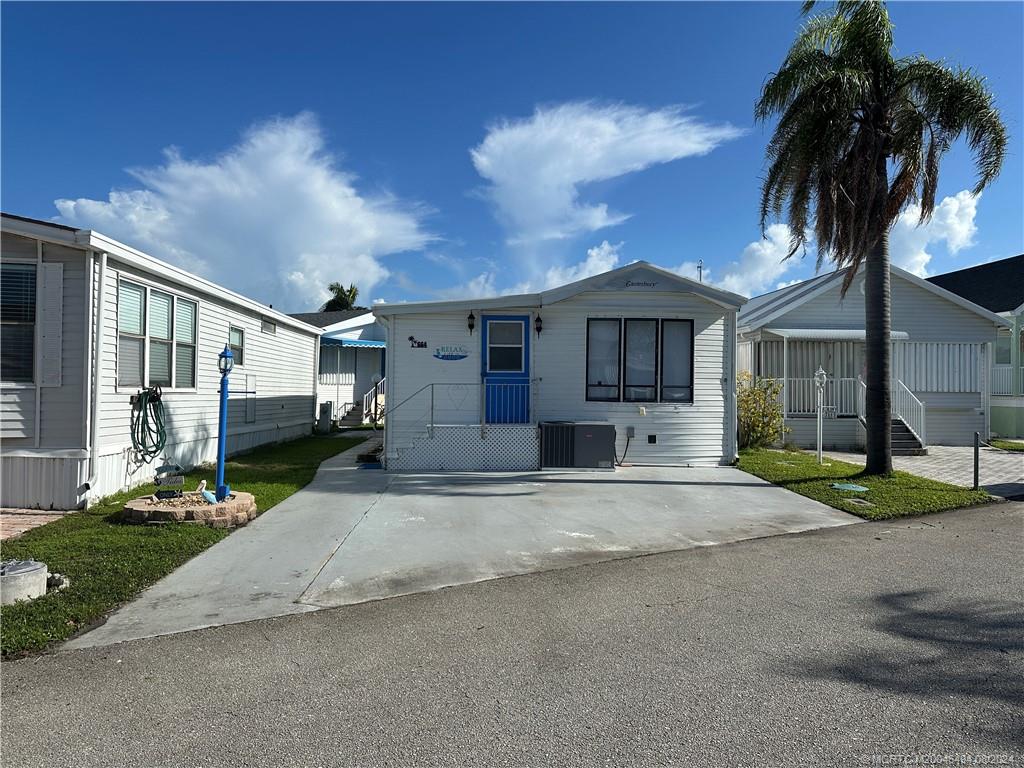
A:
[659,319,695,404]
[585,318,622,402]
[622,318,659,403]
[584,316,695,404]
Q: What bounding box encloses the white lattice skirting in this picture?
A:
[387,425,539,471]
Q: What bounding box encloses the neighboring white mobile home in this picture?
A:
[1,213,321,509]
[374,262,746,471]
[737,264,1008,452]
[927,254,1024,439]
[289,310,386,424]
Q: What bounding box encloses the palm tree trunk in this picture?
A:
[864,229,893,475]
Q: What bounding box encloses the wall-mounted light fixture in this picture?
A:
[467,311,476,335]
[534,315,543,336]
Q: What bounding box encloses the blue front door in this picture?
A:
[482,316,530,423]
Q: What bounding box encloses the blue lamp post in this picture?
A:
[215,345,234,501]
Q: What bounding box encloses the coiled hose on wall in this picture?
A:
[130,387,167,463]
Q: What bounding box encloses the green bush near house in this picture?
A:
[737,372,787,449]
[0,434,365,658]
[738,448,991,521]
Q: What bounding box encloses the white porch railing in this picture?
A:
[774,378,859,416]
[893,379,926,446]
[991,365,1021,396]
[362,378,386,424]
[855,377,926,446]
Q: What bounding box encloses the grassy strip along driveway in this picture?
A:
[0,435,365,658]
[738,448,991,520]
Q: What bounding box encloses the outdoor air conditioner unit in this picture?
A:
[540,422,616,469]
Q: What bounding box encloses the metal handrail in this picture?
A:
[893,379,927,446]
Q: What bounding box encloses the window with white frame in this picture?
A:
[585,318,694,403]
[486,321,524,372]
[117,279,197,389]
[229,326,245,366]
[1,262,36,383]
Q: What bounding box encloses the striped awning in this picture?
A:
[321,336,386,348]
[765,328,909,341]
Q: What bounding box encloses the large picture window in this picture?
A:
[623,319,658,402]
[585,317,694,403]
[660,320,694,403]
[1,262,37,383]
[586,319,621,401]
[117,279,198,389]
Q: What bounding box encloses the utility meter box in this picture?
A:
[316,402,333,434]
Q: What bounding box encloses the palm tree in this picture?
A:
[321,282,360,312]
[756,0,1006,474]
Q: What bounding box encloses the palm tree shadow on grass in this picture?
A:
[788,590,1024,749]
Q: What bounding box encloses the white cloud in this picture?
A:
[437,240,626,300]
[470,102,742,246]
[889,190,979,276]
[55,112,434,310]
[525,240,624,291]
[689,223,800,298]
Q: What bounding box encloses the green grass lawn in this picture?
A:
[989,439,1024,452]
[737,448,991,520]
[0,434,365,658]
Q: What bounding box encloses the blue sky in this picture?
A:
[3,1,1022,312]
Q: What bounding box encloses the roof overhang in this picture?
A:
[765,328,910,341]
[374,261,747,318]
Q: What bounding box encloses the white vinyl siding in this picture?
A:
[89,259,318,499]
[385,291,735,467]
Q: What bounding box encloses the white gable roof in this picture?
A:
[739,264,1009,332]
[374,261,747,318]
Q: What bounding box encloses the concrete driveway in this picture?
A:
[67,443,856,649]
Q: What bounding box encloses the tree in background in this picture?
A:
[321,282,362,312]
[756,0,1006,474]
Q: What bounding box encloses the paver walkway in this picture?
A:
[824,444,1023,499]
[0,509,74,540]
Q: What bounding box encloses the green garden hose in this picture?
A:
[130,387,167,463]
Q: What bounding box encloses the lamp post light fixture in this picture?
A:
[467,311,476,335]
[215,345,235,501]
[813,366,828,464]
[535,315,543,336]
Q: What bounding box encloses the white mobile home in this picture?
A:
[289,310,386,424]
[374,262,746,471]
[927,254,1024,439]
[1,213,321,509]
[737,264,1008,452]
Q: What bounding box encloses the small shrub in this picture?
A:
[737,371,787,449]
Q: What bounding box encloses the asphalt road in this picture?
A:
[3,502,1021,767]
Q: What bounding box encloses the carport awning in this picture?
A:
[320,336,386,348]
[766,328,910,341]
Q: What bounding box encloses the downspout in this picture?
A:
[85,251,108,502]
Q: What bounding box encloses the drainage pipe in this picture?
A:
[85,251,108,503]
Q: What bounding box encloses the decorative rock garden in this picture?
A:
[122,491,258,528]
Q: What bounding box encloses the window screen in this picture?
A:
[487,321,523,372]
[118,282,146,387]
[623,320,657,402]
[229,326,245,366]
[1,263,36,382]
[175,300,197,388]
[661,320,694,402]
[586,319,620,401]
